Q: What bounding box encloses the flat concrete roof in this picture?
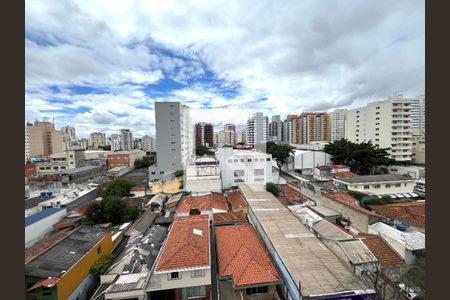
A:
[239,184,372,298]
[335,174,414,184]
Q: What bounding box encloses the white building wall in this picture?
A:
[292,150,332,175]
[25,208,67,248]
[330,109,347,141]
[334,180,415,195]
[185,164,222,194]
[147,268,211,291]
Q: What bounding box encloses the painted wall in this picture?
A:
[147,268,211,292]
[25,208,67,248]
[56,232,113,300]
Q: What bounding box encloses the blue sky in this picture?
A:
[25,0,424,138]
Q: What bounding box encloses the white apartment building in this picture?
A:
[216,129,226,148]
[246,112,269,146]
[235,129,246,145]
[410,95,425,135]
[345,96,413,161]
[329,109,347,141]
[109,134,121,152]
[142,135,156,152]
[89,132,106,149]
[120,129,133,151]
[25,124,30,163]
[150,102,194,181]
[215,147,273,189]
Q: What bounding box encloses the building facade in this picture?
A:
[151,102,194,180]
[120,129,133,151]
[345,96,413,161]
[142,135,156,152]
[330,109,347,141]
[223,123,236,146]
[89,132,106,150]
[410,95,425,135]
[269,115,282,142]
[246,112,268,147]
[27,120,63,157]
[298,112,331,144]
[216,147,273,189]
[195,122,214,147]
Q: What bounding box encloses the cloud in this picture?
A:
[25,0,424,137]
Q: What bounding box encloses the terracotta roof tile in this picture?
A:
[325,192,381,217]
[27,277,59,291]
[25,229,75,263]
[333,171,358,177]
[156,215,209,271]
[214,212,247,225]
[361,235,406,268]
[227,191,247,210]
[177,193,228,213]
[216,224,280,287]
[278,185,305,206]
[368,202,425,229]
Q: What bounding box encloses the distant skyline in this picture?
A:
[26,0,424,138]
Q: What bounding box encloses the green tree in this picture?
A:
[324,139,395,175]
[266,141,294,175]
[134,156,154,168]
[103,196,127,225]
[101,178,136,198]
[123,205,140,222]
[266,182,280,197]
[175,170,184,177]
[90,254,114,276]
[196,144,214,156]
[84,202,106,224]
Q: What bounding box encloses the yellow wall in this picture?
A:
[152,177,183,194]
[57,232,113,300]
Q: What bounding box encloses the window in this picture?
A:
[374,184,381,189]
[182,286,206,298]
[168,272,180,280]
[266,158,271,161]
[53,167,58,170]
[228,159,232,163]
[254,178,264,182]
[386,184,391,188]
[246,286,268,295]
[376,112,380,115]
[234,179,244,183]
[70,155,74,158]
[97,246,101,254]
[364,185,370,190]
[247,159,252,162]
[376,106,380,109]
[254,169,264,176]
[191,269,205,278]
[395,183,401,187]
[240,159,244,162]
[234,159,238,163]
[234,170,244,177]
[151,171,155,175]
[160,171,164,174]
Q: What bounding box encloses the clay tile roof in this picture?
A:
[156,215,210,271]
[331,164,350,169]
[72,200,97,215]
[215,224,280,287]
[368,202,425,229]
[278,185,305,206]
[361,235,406,268]
[227,191,247,210]
[177,193,228,213]
[214,212,247,225]
[333,171,358,177]
[27,277,59,292]
[25,229,75,263]
[325,192,381,217]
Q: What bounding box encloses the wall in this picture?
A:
[25,276,58,300]
[337,181,415,195]
[25,208,67,248]
[151,177,183,194]
[25,163,37,178]
[147,268,211,292]
[57,232,113,300]
[293,151,331,174]
[319,194,373,234]
[108,154,130,169]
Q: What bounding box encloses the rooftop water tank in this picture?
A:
[396,223,407,231]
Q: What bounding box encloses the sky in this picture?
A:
[25,0,424,138]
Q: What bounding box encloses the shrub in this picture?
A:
[266,182,280,197]
[175,170,184,177]
[101,178,136,198]
[90,254,114,276]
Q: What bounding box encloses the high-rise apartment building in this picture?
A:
[25,124,30,163]
[120,129,133,151]
[109,134,121,152]
[282,119,293,143]
[142,135,157,152]
[298,112,331,144]
[89,132,106,149]
[345,96,413,161]
[223,123,236,146]
[246,112,269,147]
[26,119,63,157]
[410,95,425,135]
[61,125,76,151]
[217,129,226,147]
[269,115,282,142]
[195,122,214,147]
[288,115,301,144]
[151,102,194,179]
[236,129,246,145]
[329,109,347,141]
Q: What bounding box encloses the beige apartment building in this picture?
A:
[345,96,413,162]
[26,120,63,157]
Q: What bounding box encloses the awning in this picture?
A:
[27,277,59,292]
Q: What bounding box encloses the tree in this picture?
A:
[266,141,294,175]
[266,182,280,197]
[84,202,106,224]
[123,205,140,222]
[103,196,127,225]
[324,139,395,175]
[196,144,214,156]
[101,178,136,198]
[175,170,184,177]
[134,156,154,168]
[90,254,114,276]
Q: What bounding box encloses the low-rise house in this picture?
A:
[25,226,113,300]
[130,186,147,197]
[176,193,228,217]
[369,222,425,265]
[216,147,273,189]
[368,201,425,233]
[333,174,416,196]
[320,192,382,234]
[226,190,247,214]
[360,235,406,270]
[284,149,332,175]
[213,211,247,226]
[185,156,222,194]
[313,164,355,181]
[215,224,281,299]
[147,215,212,300]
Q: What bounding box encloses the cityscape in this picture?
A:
[24,1,424,300]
